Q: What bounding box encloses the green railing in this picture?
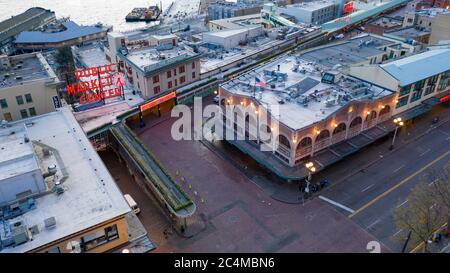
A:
[111,123,193,212]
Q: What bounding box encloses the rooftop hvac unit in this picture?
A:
[44,217,56,230]
[29,225,39,236]
[11,222,31,246]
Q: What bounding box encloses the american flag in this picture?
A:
[255,77,267,88]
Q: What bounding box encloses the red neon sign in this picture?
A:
[343,1,354,14]
[140,91,176,112]
[440,94,450,103]
[66,63,126,104]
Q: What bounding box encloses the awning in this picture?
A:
[422,96,440,106]
[394,104,432,121]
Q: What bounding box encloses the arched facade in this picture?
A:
[314,129,330,151]
[348,116,363,138]
[378,105,391,122]
[296,137,312,158]
[332,123,347,144]
[219,87,397,168]
[364,110,378,129]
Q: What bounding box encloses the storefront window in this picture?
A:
[80,224,119,252]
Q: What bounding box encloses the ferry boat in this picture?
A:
[125,5,161,22]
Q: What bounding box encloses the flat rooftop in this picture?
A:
[209,14,262,29]
[0,108,130,253]
[74,42,109,68]
[368,16,403,28]
[384,27,430,40]
[15,21,105,44]
[0,53,57,89]
[286,1,335,11]
[221,55,393,130]
[300,34,395,69]
[0,125,39,181]
[381,48,450,87]
[409,7,450,18]
[203,27,260,39]
[0,7,55,43]
[124,44,198,73]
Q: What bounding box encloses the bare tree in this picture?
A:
[394,163,450,252]
[426,163,450,227]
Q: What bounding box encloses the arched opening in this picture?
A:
[220,98,226,106]
[275,134,291,161]
[365,110,377,121]
[348,116,362,138]
[379,105,390,116]
[316,130,330,141]
[314,130,330,151]
[332,123,347,144]
[296,137,312,157]
[350,117,362,128]
[333,123,346,134]
[365,110,378,129]
[379,105,391,122]
[278,134,291,149]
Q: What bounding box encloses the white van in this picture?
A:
[124,194,140,215]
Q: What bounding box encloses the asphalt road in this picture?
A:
[319,119,450,252]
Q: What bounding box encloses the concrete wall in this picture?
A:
[430,13,450,45]
[0,170,45,205]
[0,81,58,121]
[280,3,336,24]
[34,216,129,253]
[203,27,262,49]
[349,65,399,91]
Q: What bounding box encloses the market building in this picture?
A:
[218,53,397,171]
[14,21,109,51]
[106,32,201,118]
[349,48,450,115]
[0,53,61,122]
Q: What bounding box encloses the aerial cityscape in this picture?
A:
[0,0,449,260]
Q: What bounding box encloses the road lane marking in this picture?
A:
[361,184,374,192]
[397,199,408,208]
[393,165,404,173]
[318,195,355,214]
[419,148,431,157]
[367,219,381,230]
[393,229,403,237]
[428,178,438,186]
[349,150,450,218]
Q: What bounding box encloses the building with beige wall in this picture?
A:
[218,54,397,168]
[0,109,134,253]
[429,12,450,45]
[0,53,60,122]
[208,14,262,31]
[107,33,201,100]
[349,49,450,114]
[403,7,450,31]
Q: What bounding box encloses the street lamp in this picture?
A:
[390,118,404,150]
[122,248,130,253]
[304,162,316,193]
